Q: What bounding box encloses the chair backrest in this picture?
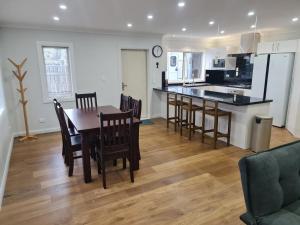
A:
[239,141,300,218]
[120,94,131,112]
[167,92,178,104]
[130,98,142,119]
[53,98,59,119]
[99,111,133,154]
[202,99,218,114]
[75,92,98,110]
[180,95,193,108]
[56,103,71,147]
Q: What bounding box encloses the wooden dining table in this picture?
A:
[64,105,141,183]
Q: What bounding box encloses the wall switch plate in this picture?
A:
[39,118,46,123]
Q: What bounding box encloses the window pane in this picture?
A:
[184,53,203,80]
[167,52,183,81]
[42,47,73,99]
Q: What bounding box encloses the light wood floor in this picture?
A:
[0,118,297,225]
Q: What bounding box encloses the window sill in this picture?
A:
[43,98,75,104]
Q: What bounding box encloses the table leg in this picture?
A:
[81,133,92,183]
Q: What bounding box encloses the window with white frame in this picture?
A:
[167,51,205,83]
[37,42,76,102]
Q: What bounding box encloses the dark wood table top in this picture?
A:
[64,105,140,133]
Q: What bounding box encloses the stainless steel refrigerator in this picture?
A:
[251,53,295,127]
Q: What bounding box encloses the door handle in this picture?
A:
[122,82,128,91]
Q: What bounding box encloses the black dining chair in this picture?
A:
[120,94,131,112]
[130,97,142,161]
[57,103,83,176]
[130,98,142,120]
[53,99,79,163]
[75,92,98,110]
[96,111,134,189]
[75,92,98,159]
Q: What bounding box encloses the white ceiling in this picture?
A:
[0,0,299,37]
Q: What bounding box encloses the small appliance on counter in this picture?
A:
[212,57,236,70]
[161,71,168,88]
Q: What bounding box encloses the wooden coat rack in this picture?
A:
[8,58,37,142]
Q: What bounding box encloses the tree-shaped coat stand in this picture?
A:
[8,58,38,142]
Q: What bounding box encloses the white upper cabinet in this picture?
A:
[257,42,274,54]
[257,40,298,54]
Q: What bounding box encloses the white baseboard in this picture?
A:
[150,114,162,119]
[0,134,15,209]
[13,127,60,137]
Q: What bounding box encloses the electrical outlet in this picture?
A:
[39,118,46,123]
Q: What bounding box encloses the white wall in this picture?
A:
[163,29,300,54]
[0,44,14,207]
[286,40,300,137]
[0,27,164,134]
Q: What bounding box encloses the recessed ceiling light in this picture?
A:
[127,23,133,28]
[53,16,60,21]
[182,27,187,32]
[248,11,255,16]
[59,4,67,10]
[178,2,185,7]
[292,17,299,22]
[220,30,225,34]
[209,21,215,25]
[147,14,153,20]
[251,24,256,29]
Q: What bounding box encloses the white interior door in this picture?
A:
[121,49,148,118]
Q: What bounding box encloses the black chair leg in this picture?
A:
[96,154,101,174]
[68,151,74,177]
[102,161,106,189]
[130,157,134,183]
[123,157,126,169]
[90,144,96,161]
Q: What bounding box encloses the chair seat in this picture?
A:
[182,104,203,111]
[71,135,82,148]
[68,128,79,136]
[204,108,231,116]
[169,100,187,106]
[257,201,300,225]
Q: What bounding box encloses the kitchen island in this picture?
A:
[153,86,272,149]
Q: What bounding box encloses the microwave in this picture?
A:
[212,57,236,70]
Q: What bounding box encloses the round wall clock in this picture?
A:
[152,45,163,58]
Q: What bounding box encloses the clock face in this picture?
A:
[152,45,163,58]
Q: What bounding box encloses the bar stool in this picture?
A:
[201,99,232,149]
[180,96,203,140]
[167,92,184,131]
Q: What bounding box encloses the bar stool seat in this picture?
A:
[204,108,231,117]
[202,99,232,149]
[182,104,203,111]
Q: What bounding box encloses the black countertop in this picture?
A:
[154,86,272,106]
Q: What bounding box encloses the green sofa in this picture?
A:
[239,140,300,225]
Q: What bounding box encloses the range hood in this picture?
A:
[239,32,261,53]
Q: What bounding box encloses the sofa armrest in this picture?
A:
[240,212,257,225]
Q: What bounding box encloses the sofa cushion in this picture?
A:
[257,209,300,225]
[257,200,300,225]
[239,141,300,217]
